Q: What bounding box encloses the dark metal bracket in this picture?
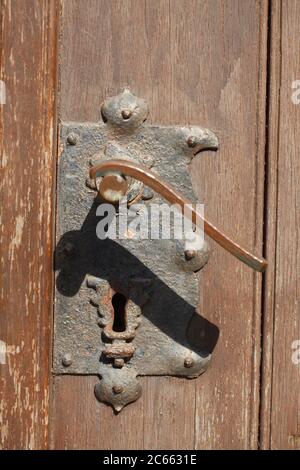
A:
[53,89,266,412]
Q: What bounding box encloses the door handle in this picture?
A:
[90,159,267,273]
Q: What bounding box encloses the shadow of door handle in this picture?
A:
[90,159,267,273]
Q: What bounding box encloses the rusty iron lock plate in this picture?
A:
[53,90,219,411]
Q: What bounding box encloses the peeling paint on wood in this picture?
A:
[0,0,58,450]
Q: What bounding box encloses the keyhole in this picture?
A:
[112,293,127,332]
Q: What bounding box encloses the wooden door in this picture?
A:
[0,0,299,450]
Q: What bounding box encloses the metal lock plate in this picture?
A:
[53,90,219,411]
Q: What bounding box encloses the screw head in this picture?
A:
[184,357,194,368]
[142,187,154,200]
[185,250,196,260]
[121,109,132,120]
[67,132,79,145]
[187,136,197,148]
[62,353,72,367]
[114,358,125,368]
[112,384,124,394]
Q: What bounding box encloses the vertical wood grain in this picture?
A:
[52,0,267,449]
[0,0,58,449]
[52,376,144,450]
[191,0,267,450]
[259,0,281,450]
[260,0,300,450]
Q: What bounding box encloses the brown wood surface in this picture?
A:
[260,0,300,450]
[0,0,58,449]
[51,0,267,449]
[2,0,299,452]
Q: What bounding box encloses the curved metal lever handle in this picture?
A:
[90,159,267,273]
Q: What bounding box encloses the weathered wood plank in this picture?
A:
[0,0,58,449]
[54,0,196,450]
[185,0,267,449]
[260,0,300,450]
[53,0,267,449]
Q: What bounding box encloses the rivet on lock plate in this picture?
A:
[54,89,267,412]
